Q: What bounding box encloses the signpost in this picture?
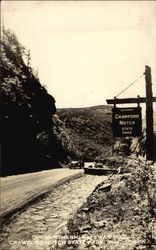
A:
[112,107,142,137]
[106,65,156,162]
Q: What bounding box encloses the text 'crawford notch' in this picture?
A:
[106,65,156,162]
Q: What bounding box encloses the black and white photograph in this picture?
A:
[1,1,156,249]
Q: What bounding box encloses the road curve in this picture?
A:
[1,169,83,219]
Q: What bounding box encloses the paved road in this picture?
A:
[1,169,83,218]
[0,174,106,250]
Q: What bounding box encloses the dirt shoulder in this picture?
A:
[62,158,156,250]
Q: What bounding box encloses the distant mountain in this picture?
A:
[56,105,113,161]
[56,106,156,162]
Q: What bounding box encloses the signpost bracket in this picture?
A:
[114,96,116,108]
[137,95,140,107]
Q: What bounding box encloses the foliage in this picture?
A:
[65,158,156,249]
[57,106,113,161]
[1,28,60,176]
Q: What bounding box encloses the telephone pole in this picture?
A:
[144,65,154,162]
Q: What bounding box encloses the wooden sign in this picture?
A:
[112,107,142,137]
[107,66,156,161]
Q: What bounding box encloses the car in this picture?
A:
[69,161,84,169]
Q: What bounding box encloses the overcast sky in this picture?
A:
[1,1,156,109]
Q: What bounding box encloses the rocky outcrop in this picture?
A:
[1,28,58,176]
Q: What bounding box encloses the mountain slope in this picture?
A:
[1,28,59,176]
[57,105,113,161]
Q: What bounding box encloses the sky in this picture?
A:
[1,1,156,109]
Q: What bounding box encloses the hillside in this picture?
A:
[56,106,156,163]
[1,28,61,176]
[57,105,113,162]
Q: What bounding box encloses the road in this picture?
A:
[0,174,106,250]
[1,168,83,219]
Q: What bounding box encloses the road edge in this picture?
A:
[0,171,84,226]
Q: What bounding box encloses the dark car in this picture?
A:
[69,161,84,169]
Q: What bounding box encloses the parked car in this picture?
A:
[69,161,84,169]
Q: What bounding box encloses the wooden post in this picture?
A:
[106,65,156,162]
[145,65,154,161]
